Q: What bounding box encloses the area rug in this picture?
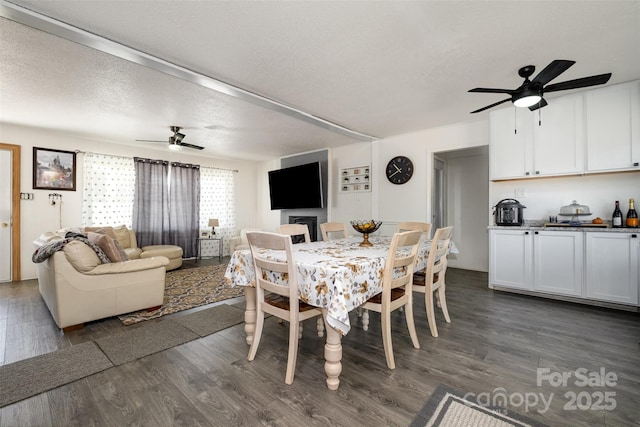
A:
[174,303,244,337]
[410,384,548,427]
[1,304,246,408]
[0,341,113,408]
[119,263,244,325]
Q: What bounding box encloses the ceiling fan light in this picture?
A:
[513,90,542,108]
[168,143,182,151]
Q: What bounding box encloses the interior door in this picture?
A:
[432,157,446,232]
[1,149,12,281]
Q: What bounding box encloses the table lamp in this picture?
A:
[208,218,219,235]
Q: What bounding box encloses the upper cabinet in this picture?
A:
[490,93,584,180]
[490,80,639,181]
[585,80,640,173]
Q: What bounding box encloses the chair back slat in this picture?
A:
[396,222,432,239]
[247,231,298,303]
[277,223,311,243]
[320,222,349,241]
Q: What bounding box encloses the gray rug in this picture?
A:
[0,341,113,408]
[174,303,244,337]
[410,384,548,427]
[0,303,246,408]
[95,319,199,366]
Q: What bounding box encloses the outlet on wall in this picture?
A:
[515,188,527,198]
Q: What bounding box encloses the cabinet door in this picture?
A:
[490,108,530,180]
[533,94,584,176]
[585,232,639,305]
[533,231,583,297]
[489,229,533,290]
[586,80,640,172]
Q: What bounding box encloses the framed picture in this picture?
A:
[33,147,76,191]
[200,230,211,238]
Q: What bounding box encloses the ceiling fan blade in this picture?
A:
[470,98,511,114]
[544,73,612,93]
[178,142,205,150]
[135,139,165,143]
[469,88,515,95]
[528,98,548,111]
[531,59,575,86]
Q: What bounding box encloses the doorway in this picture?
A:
[0,143,21,282]
[432,156,446,231]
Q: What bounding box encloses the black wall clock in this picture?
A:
[386,156,414,184]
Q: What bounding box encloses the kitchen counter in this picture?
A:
[488,223,640,233]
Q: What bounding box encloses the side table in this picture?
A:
[197,236,223,261]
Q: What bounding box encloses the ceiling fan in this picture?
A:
[136,126,204,151]
[469,60,612,114]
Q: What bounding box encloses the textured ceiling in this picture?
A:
[1,1,639,161]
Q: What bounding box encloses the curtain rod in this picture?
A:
[76,150,238,173]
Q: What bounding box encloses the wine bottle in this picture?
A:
[626,198,638,228]
[612,201,623,228]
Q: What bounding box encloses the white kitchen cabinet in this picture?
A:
[585,232,639,305]
[489,229,533,290]
[490,108,530,180]
[490,93,584,180]
[585,80,640,173]
[532,94,585,176]
[532,230,583,297]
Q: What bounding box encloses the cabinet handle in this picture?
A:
[535,171,540,175]
[525,172,530,176]
[634,162,639,167]
[632,234,637,238]
[534,231,539,235]
[525,231,529,235]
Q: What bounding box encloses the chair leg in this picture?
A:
[317,317,325,337]
[404,300,420,349]
[438,284,451,323]
[425,288,439,338]
[362,309,370,331]
[381,306,395,369]
[248,311,265,361]
[285,319,300,385]
[298,323,303,339]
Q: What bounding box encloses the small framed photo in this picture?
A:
[33,147,76,191]
[200,230,211,238]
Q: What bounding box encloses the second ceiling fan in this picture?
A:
[469,59,611,114]
[136,126,204,151]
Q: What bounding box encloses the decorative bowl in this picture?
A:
[350,220,383,247]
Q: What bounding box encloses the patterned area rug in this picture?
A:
[119,264,244,325]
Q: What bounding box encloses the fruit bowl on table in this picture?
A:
[350,220,383,247]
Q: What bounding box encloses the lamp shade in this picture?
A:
[208,218,219,227]
[513,89,542,108]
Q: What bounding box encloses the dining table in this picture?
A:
[223,234,449,390]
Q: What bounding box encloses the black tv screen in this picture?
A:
[268,162,323,210]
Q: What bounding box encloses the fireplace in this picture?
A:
[288,215,318,242]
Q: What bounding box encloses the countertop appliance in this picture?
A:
[494,198,526,226]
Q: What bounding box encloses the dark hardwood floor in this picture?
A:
[1,262,639,426]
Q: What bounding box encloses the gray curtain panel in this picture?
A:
[132,157,170,247]
[169,162,200,258]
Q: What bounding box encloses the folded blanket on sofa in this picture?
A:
[32,233,111,264]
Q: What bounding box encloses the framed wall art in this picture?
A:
[33,147,77,191]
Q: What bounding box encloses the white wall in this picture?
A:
[490,172,640,224]
[1,123,259,279]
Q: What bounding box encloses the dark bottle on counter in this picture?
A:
[612,201,623,228]
[626,198,638,228]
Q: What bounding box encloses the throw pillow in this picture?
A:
[84,226,117,240]
[87,232,127,262]
[112,225,131,249]
[63,241,101,272]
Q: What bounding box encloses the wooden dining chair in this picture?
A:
[396,221,432,238]
[277,223,311,243]
[412,226,454,338]
[246,231,324,385]
[320,222,349,241]
[360,230,422,369]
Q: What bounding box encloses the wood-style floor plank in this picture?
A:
[1,262,639,426]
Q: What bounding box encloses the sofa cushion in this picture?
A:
[87,232,128,262]
[63,240,101,272]
[84,226,117,240]
[112,225,132,249]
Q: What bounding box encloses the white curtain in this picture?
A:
[82,153,135,227]
[200,168,236,255]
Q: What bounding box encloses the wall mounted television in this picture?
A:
[268,162,324,210]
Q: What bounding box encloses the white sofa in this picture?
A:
[229,228,261,253]
[34,232,170,331]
